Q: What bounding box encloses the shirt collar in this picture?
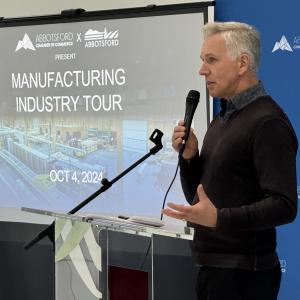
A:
[220,81,267,122]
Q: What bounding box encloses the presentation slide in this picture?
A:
[0,6,211,217]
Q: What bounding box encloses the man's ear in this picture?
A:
[238,52,251,75]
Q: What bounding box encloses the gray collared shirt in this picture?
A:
[220,81,267,123]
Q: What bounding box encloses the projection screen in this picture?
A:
[0,2,214,220]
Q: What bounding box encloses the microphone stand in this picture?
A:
[24,129,163,250]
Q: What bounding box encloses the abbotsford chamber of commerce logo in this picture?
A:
[15,33,36,52]
[272,34,300,53]
[272,35,293,52]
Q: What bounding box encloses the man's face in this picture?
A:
[199,33,241,99]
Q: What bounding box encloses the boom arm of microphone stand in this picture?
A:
[24,129,164,250]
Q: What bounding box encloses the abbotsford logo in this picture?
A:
[84,28,119,48]
[15,33,35,52]
[272,35,293,53]
[85,28,119,40]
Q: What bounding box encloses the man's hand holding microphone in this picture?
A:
[162,90,217,228]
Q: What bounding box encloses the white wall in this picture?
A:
[2,0,202,18]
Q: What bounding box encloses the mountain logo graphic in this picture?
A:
[84,28,119,41]
[272,35,293,52]
[15,33,36,52]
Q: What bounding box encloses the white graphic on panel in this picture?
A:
[55,220,103,299]
[84,28,119,41]
[280,259,287,273]
[272,35,293,52]
[15,33,36,52]
[294,36,300,50]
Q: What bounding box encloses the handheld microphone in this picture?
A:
[178,90,200,158]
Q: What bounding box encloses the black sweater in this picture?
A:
[180,96,298,270]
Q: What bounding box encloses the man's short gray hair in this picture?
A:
[203,22,260,73]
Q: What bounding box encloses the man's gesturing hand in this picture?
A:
[162,184,217,228]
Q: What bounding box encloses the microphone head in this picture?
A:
[179,89,200,158]
[187,90,200,102]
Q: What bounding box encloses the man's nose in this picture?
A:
[199,63,209,76]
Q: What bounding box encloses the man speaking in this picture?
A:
[162,22,298,300]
